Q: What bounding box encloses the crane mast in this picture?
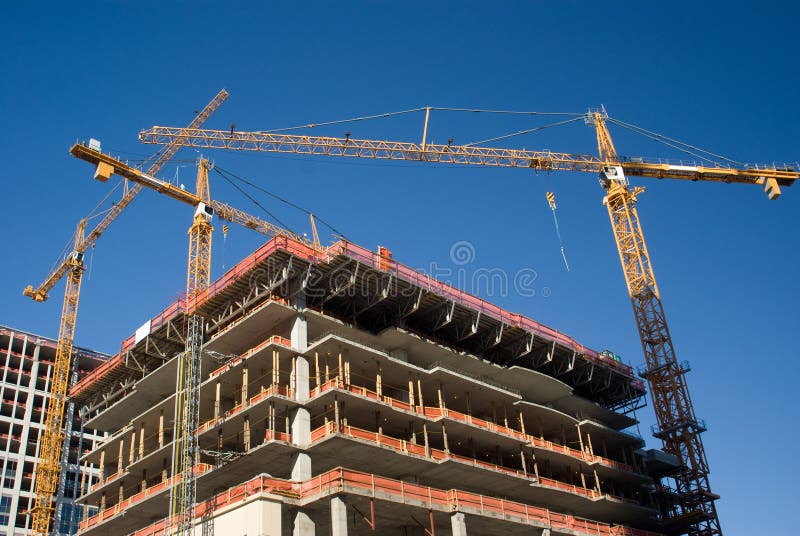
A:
[169,159,213,536]
[592,112,721,535]
[28,90,228,536]
[29,222,85,536]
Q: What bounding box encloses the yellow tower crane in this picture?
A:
[25,89,228,536]
[138,111,798,536]
[71,142,319,536]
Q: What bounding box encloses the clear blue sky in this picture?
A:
[1,2,797,533]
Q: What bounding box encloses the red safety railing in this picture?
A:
[119,466,661,536]
[308,378,638,474]
[208,334,292,380]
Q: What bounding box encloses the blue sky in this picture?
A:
[1,2,798,533]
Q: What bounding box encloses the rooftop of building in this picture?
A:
[69,236,646,415]
[0,323,109,372]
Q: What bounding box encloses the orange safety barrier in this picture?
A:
[208,334,292,380]
[309,378,639,475]
[80,463,213,531]
[119,466,660,536]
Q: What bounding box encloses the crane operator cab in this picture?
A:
[599,165,629,189]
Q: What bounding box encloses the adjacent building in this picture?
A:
[0,326,106,536]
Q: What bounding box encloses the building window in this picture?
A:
[0,495,11,527]
[1,463,14,489]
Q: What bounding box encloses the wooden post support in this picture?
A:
[129,429,136,464]
[442,424,450,454]
[158,410,165,448]
[520,448,528,475]
[408,374,416,409]
[242,365,249,407]
[417,378,425,412]
[376,361,383,397]
[214,381,221,419]
[518,410,527,435]
[139,422,145,459]
[290,356,297,396]
[437,382,444,411]
[98,450,105,481]
[314,351,321,389]
[244,415,251,451]
[423,422,430,457]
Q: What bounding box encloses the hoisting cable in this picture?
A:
[212,167,298,235]
[214,165,348,240]
[546,191,570,272]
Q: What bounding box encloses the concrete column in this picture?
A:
[451,512,467,536]
[290,296,312,482]
[330,495,348,536]
[295,355,310,403]
[293,510,315,536]
[291,294,308,350]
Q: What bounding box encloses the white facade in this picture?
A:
[0,326,105,536]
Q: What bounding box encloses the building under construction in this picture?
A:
[69,235,678,536]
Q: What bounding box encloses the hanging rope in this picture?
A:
[546,192,570,272]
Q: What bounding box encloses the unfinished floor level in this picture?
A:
[69,237,676,535]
